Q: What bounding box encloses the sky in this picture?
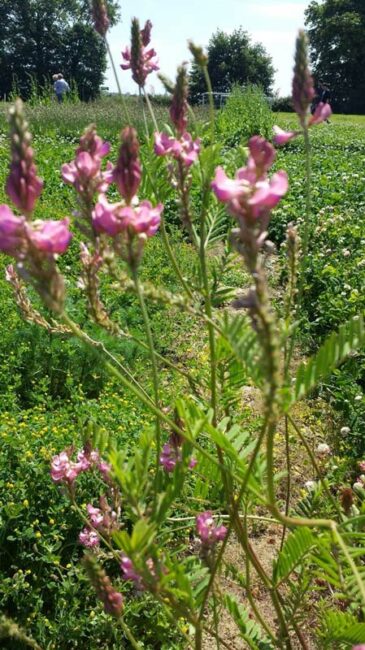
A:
[105,0,308,97]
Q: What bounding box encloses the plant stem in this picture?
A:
[159,214,195,300]
[202,65,215,143]
[280,415,292,551]
[132,269,161,473]
[143,87,159,132]
[139,87,149,139]
[119,618,143,649]
[104,36,130,123]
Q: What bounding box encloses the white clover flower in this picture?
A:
[340,426,351,436]
[316,443,331,458]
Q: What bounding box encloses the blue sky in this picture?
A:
[105,0,308,96]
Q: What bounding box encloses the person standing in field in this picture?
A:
[53,73,70,103]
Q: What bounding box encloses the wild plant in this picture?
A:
[1,5,365,647]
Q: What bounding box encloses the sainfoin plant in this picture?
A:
[2,11,365,649]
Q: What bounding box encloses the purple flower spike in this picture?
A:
[196,511,227,545]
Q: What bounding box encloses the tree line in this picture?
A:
[0,0,364,113]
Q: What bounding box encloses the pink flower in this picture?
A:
[77,128,110,160]
[211,167,248,202]
[273,126,298,146]
[6,162,43,215]
[0,204,26,256]
[189,457,198,469]
[62,152,102,193]
[50,451,81,485]
[309,101,332,126]
[352,646,365,650]
[87,504,104,528]
[248,136,276,174]
[92,195,124,236]
[121,19,159,87]
[154,132,200,167]
[120,555,144,589]
[79,527,100,548]
[98,460,112,480]
[160,443,181,472]
[104,589,123,617]
[249,171,289,214]
[358,461,365,472]
[6,99,43,215]
[25,218,73,255]
[211,137,288,223]
[196,511,227,545]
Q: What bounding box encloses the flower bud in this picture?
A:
[292,30,315,123]
[188,41,208,67]
[91,0,110,37]
[170,65,189,136]
[6,99,43,216]
[83,554,123,618]
[113,126,141,203]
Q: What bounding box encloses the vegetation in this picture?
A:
[0,15,365,650]
[0,0,120,101]
[189,27,274,103]
[305,0,365,113]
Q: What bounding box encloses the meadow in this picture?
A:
[0,89,365,649]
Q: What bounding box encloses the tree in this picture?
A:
[189,28,275,104]
[0,0,120,101]
[305,0,365,113]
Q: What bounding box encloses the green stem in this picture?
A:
[104,36,130,123]
[202,65,215,143]
[143,86,159,132]
[280,415,291,551]
[132,269,161,473]
[159,214,195,300]
[139,87,149,139]
[119,618,143,649]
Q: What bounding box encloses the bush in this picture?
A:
[216,84,274,147]
[271,95,294,112]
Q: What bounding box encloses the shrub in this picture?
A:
[216,84,274,147]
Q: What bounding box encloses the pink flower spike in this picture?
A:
[87,504,104,528]
[160,443,181,472]
[0,204,26,257]
[79,528,100,548]
[196,511,227,545]
[120,555,144,588]
[211,167,246,202]
[154,132,177,156]
[309,102,332,126]
[248,136,276,175]
[26,218,73,255]
[273,126,298,146]
[189,457,198,469]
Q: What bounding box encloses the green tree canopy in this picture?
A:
[0,0,120,101]
[305,0,365,113]
[189,28,275,104]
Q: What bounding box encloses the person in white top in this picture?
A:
[53,73,70,103]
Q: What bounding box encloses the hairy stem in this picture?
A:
[132,269,161,473]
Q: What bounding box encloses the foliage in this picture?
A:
[1,29,365,650]
[0,0,120,101]
[216,85,274,147]
[189,27,275,104]
[305,0,365,113]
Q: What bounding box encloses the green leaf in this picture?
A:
[289,314,364,407]
[219,312,262,385]
[322,610,365,645]
[223,595,273,649]
[273,527,314,585]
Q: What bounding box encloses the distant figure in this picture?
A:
[53,73,70,103]
[310,83,331,122]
